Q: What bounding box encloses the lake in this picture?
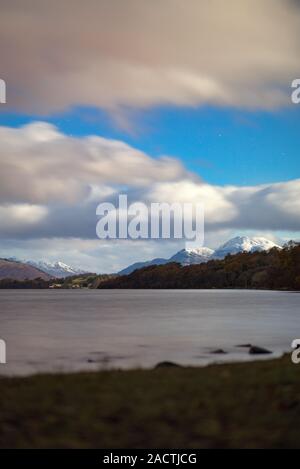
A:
[0,289,299,375]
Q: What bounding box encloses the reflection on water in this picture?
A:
[0,289,299,375]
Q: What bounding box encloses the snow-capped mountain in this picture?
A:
[169,247,215,265]
[119,236,282,275]
[119,247,215,274]
[213,236,281,259]
[119,248,215,275]
[26,260,87,278]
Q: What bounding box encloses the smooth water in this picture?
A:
[0,289,299,375]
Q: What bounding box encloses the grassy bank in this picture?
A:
[0,354,299,448]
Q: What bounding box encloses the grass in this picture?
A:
[0,354,299,448]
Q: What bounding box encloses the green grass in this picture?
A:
[0,355,299,448]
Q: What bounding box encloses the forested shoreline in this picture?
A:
[99,245,300,290]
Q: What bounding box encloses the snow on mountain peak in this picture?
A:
[26,260,87,278]
[119,235,282,274]
[169,246,214,265]
[213,236,281,259]
[184,247,215,256]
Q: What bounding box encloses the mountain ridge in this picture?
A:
[119,235,282,275]
[0,258,51,281]
[100,243,300,290]
[26,260,87,278]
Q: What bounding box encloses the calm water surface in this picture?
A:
[0,289,299,375]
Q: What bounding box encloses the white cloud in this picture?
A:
[0,204,47,233]
[0,0,299,114]
[0,122,300,239]
[147,181,237,223]
[0,122,188,205]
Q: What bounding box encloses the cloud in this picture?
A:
[147,179,300,232]
[0,0,299,114]
[0,122,300,244]
[0,204,47,234]
[147,181,237,223]
[0,122,189,205]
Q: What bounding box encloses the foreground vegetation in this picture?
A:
[0,354,299,448]
[100,245,300,289]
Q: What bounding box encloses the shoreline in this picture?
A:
[0,354,299,448]
[0,349,285,379]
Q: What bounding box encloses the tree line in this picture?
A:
[98,245,300,290]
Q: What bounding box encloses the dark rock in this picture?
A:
[236,344,252,348]
[211,349,227,354]
[249,346,272,355]
[155,361,181,368]
[87,358,95,363]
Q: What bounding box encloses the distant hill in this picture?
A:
[100,244,300,290]
[119,236,281,275]
[119,257,167,275]
[0,259,51,281]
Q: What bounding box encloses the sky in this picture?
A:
[0,0,299,273]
